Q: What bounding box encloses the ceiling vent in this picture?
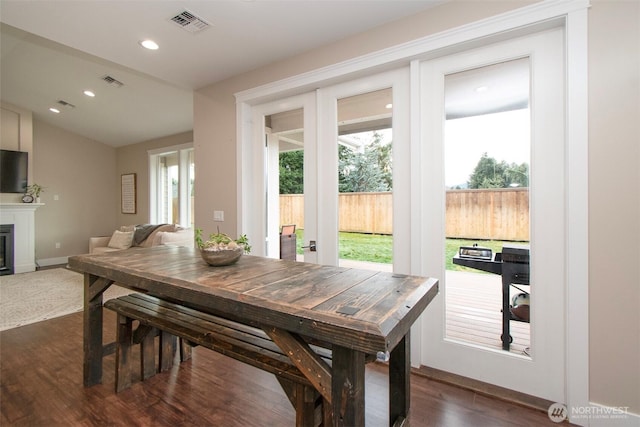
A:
[101,75,124,88]
[170,10,211,33]
[56,100,75,109]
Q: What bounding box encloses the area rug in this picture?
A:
[0,268,132,331]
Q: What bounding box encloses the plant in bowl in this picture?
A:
[195,228,251,266]
[26,183,45,201]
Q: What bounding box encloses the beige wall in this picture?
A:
[32,119,118,259]
[194,0,639,414]
[0,102,34,200]
[28,119,192,261]
[588,0,640,412]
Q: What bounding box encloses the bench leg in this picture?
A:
[277,377,323,427]
[295,383,319,427]
[140,327,157,380]
[179,338,192,362]
[115,314,133,393]
[159,331,177,372]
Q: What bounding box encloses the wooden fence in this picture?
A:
[280,188,529,241]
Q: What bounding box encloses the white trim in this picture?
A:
[148,143,194,227]
[565,6,590,425]
[409,59,423,367]
[235,0,589,414]
[36,256,69,267]
[235,0,589,105]
[583,403,640,427]
[147,142,193,156]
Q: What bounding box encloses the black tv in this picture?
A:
[0,149,28,193]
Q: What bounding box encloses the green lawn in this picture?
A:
[295,229,519,271]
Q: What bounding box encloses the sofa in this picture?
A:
[89,224,193,254]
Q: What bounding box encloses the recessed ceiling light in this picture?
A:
[139,39,159,50]
[84,90,96,97]
[475,86,489,93]
[49,107,60,114]
[385,103,393,109]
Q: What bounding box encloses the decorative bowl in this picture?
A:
[199,247,243,266]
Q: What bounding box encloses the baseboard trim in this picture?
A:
[413,365,554,414]
[581,403,639,427]
[37,256,69,268]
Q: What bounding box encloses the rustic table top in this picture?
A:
[69,246,438,355]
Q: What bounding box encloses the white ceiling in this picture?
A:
[0,0,443,147]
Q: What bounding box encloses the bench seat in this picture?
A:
[104,293,331,426]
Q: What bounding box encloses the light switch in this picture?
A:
[213,210,224,221]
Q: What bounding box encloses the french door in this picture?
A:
[246,69,411,270]
[419,28,566,402]
[242,26,567,404]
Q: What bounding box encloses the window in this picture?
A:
[149,144,194,227]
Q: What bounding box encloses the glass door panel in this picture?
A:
[336,89,393,272]
[420,28,566,402]
[266,108,305,261]
[444,58,531,355]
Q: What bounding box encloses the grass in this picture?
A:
[295,229,521,271]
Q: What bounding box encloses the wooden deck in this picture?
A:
[338,260,531,356]
[445,270,530,356]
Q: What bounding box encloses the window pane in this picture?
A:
[444,58,531,355]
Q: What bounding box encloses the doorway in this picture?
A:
[237,7,587,410]
[419,28,566,402]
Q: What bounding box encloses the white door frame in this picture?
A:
[419,28,566,402]
[236,2,588,422]
[240,92,317,258]
[315,68,410,269]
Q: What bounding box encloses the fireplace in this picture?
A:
[0,224,15,276]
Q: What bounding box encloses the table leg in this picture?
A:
[331,345,365,427]
[389,333,410,426]
[83,274,104,386]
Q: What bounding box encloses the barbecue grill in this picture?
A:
[453,244,530,350]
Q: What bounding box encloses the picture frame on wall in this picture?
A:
[121,173,136,214]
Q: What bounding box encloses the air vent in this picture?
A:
[102,75,124,88]
[170,10,211,33]
[56,100,76,109]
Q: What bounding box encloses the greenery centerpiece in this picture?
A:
[26,183,45,202]
[195,228,251,266]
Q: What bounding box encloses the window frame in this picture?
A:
[148,143,194,227]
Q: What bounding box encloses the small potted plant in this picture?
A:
[195,228,251,266]
[26,183,44,203]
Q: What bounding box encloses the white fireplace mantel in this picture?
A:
[1,203,44,273]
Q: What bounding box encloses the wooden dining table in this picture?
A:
[69,246,438,426]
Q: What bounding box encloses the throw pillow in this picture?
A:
[107,230,134,250]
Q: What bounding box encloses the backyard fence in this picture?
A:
[280,188,529,241]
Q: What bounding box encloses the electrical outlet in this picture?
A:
[213,211,224,221]
[55,242,61,249]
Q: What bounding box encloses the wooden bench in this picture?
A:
[104,293,331,426]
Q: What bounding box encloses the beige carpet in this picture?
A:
[0,268,132,331]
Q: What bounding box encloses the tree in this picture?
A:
[339,131,392,193]
[279,150,304,194]
[279,131,393,194]
[468,153,528,189]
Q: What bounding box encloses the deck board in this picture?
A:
[338,260,531,356]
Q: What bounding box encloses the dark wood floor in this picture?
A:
[1,310,561,426]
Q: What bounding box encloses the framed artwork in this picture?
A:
[121,173,137,214]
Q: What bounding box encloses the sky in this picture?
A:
[345,108,530,188]
[445,109,530,187]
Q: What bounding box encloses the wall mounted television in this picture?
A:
[0,149,28,193]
